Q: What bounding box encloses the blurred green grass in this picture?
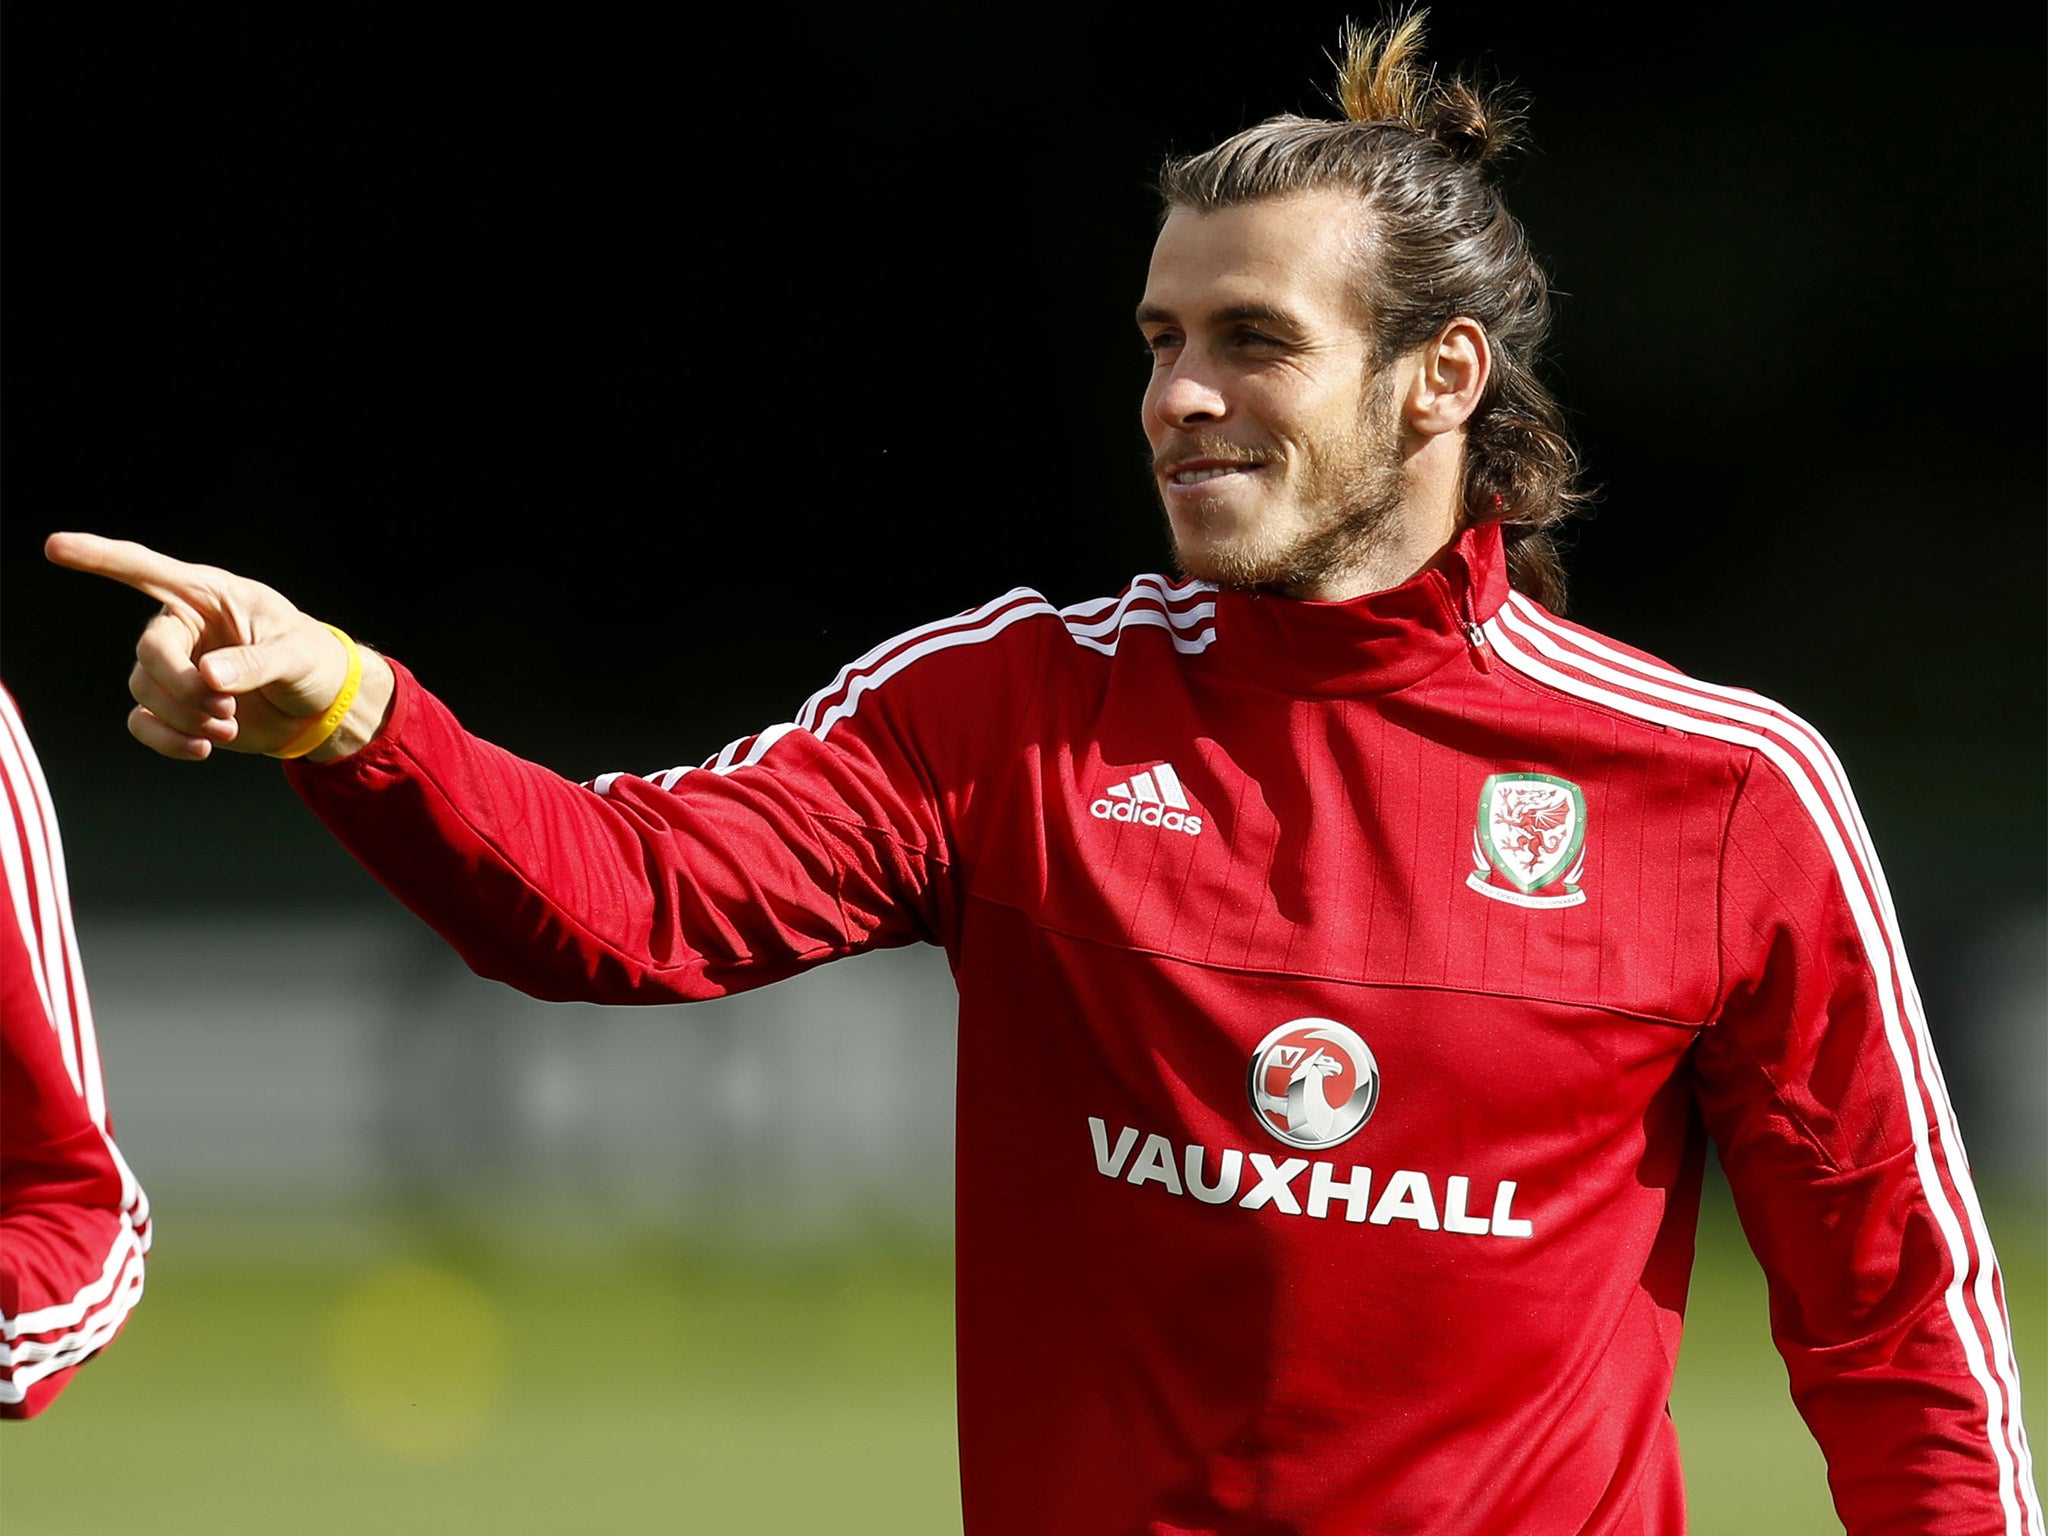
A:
[2,1173,2037,1535]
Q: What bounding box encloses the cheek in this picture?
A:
[1279,403,1352,461]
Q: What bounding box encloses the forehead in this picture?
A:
[1142,190,1365,324]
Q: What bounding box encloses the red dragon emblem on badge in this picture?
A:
[1493,783,1575,876]
[1468,772,1588,908]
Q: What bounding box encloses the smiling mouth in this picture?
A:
[1169,463,1264,486]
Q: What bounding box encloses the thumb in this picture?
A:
[196,643,279,694]
[198,622,342,713]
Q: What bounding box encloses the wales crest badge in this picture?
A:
[1468,772,1588,909]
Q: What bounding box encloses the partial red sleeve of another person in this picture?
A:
[0,686,150,1418]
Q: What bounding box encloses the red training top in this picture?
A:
[290,524,2037,1535]
[1,684,151,1418]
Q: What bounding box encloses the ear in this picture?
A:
[1404,317,1491,438]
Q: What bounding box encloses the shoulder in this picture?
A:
[0,682,37,779]
[800,575,1217,731]
[1482,591,1860,827]
[1486,592,1826,753]
[1050,573,1218,657]
[0,684,52,857]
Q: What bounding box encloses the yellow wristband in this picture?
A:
[269,624,364,760]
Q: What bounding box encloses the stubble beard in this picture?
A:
[1160,388,1407,596]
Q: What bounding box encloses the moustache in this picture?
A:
[1151,436,1279,477]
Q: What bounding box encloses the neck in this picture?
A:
[1283,418,1468,601]
[1281,511,1456,601]
[1283,447,1463,602]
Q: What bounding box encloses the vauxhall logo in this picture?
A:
[1085,1015,1535,1237]
[1248,1018,1378,1150]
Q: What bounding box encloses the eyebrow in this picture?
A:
[1134,301,1304,331]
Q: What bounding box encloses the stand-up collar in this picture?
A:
[1206,521,1511,697]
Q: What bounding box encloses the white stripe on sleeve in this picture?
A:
[1488,601,2036,1532]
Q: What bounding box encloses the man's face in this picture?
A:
[1138,190,1405,595]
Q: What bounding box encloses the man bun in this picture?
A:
[1334,10,1523,170]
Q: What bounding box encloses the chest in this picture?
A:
[967,664,1737,1027]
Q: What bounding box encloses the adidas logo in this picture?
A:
[1089,763,1204,836]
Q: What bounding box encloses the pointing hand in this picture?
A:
[44,532,389,761]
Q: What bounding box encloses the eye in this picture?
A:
[1141,330,1183,361]
[1235,328,1285,350]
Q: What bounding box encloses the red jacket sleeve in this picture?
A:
[1696,750,2037,1534]
[1,687,151,1419]
[285,591,1058,1004]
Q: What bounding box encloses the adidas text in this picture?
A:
[1091,800,1203,835]
[1092,763,1203,835]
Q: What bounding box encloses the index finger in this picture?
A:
[45,532,210,607]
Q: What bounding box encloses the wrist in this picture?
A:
[305,648,396,762]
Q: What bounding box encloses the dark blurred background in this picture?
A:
[5,6,2041,882]
[1,10,2040,1532]
[6,1,2042,1124]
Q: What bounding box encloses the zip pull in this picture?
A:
[1460,594,1493,674]
[1463,621,1493,672]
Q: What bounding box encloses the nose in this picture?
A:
[1147,358,1229,433]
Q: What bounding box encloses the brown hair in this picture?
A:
[1156,10,1585,610]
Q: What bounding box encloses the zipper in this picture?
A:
[1460,587,1492,673]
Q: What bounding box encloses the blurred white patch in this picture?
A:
[79,917,958,1248]
[1955,905,2048,1196]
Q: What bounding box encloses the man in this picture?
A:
[1,683,152,1417]
[45,14,2038,1533]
